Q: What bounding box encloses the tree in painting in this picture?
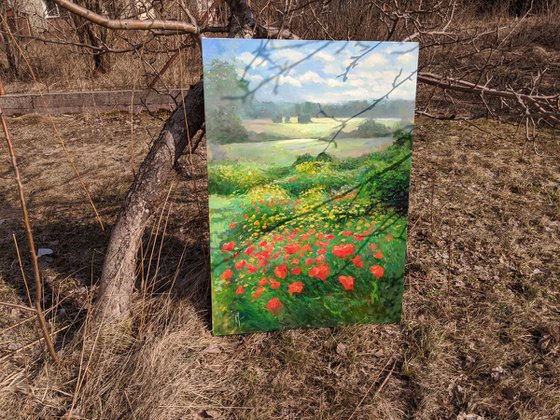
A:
[202,39,418,335]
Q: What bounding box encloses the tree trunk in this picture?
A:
[71,0,112,75]
[96,83,205,323]
[95,0,259,325]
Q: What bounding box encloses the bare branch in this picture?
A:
[53,0,199,34]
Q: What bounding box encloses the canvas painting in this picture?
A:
[202,39,419,335]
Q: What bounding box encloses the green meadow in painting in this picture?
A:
[202,39,419,335]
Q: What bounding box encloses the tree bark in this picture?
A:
[96,83,205,324]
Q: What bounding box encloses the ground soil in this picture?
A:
[0,112,558,418]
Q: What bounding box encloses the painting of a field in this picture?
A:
[202,39,419,335]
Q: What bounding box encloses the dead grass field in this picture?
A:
[0,113,559,419]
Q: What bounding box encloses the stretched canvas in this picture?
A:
[202,39,419,335]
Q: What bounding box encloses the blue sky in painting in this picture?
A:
[202,39,419,104]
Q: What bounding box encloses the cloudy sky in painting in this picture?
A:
[202,39,419,104]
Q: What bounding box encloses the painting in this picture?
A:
[202,39,419,335]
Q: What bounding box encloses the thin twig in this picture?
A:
[0,79,61,366]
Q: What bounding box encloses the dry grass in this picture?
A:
[0,111,558,418]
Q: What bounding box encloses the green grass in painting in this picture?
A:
[209,144,410,335]
[243,117,400,139]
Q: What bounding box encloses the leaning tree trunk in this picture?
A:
[95,0,257,325]
[95,83,204,324]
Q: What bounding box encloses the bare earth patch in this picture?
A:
[0,114,558,418]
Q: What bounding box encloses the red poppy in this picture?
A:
[291,267,302,275]
[229,222,237,229]
[301,244,312,253]
[315,255,325,263]
[247,263,258,273]
[305,258,314,265]
[301,233,311,240]
[352,255,364,268]
[221,268,233,281]
[274,263,288,279]
[353,234,365,241]
[245,245,256,256]
[317,247,327,255]
[284,243,300,255]
[235,286,245,295]
[326,234,335,239]
[234,260,246,269]
[252,287,265,298]
[385,234,394,241]
[292,258,300,265]
[315,241,330,247]
[368,244,378,250]
[269,278,281,289]
[243,214,248,219]
[373,250,384,259]
[341,231,353,236]
[288,281,303,295]
[288,177,296,182]
[274,235,285,242]
[257,259,267,268]
[221,242,235,252]
[338,275,355,290]
[369,265,384,279]
[309,263,330,281]
[258,240,268,247]
[258,277,268,286]
[332,243,355,258]
[267,298,283,314]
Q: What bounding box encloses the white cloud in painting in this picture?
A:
[238,51,267,68]
[397,52,417,64]
[362,53,388,67]
[278,74,302,87]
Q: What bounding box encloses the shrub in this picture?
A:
[356,119,391,137]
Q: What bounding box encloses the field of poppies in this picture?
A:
[209,138,411,335]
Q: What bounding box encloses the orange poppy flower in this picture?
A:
[229,222,237,229]
[301,244,312,253]
[368,244,378,250]
[288,281,303,295]
[235,286,245,295]
[309,263,330,281]
[291,267,302,275]
[258,240,268,247]
[221,268,233,281]
[332,243,355,258]
[267,298,283,314]
[221,242,235,252]
[269,278,281,289]
[252,287,265,298]
[274,263,288,279]
[245,245,256,256]
[373,250,384,259]
[292,258,300,265]
[247,264,258,273]
[341,231,353,236]
[315,255,325,263]
[351,255,364,268]
[234,260,246,269]
[258,277,268,286]
[369,265,384,279]
[305,258,314,265]
[317,247,327,255]
[284,243,300,255]
[338,275,354,290]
